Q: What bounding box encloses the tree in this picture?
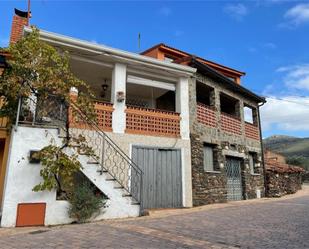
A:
[0,27,96,198]
[0,27,95,125]
[286,156,309,171]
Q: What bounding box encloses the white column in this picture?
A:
[111,63,127,133]
[176,77,190,140]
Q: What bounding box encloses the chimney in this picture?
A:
[10,8,30,45]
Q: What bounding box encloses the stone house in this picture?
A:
[0,8,267,228]
[142,44,266,205]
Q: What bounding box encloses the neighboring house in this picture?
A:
[142,44,266,205]
[0,9,196,227]
[264,149,286,164]
[264,150,304,197]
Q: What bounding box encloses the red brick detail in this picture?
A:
[220,113,242,135]
[125,105,181,137]
[245,122,260,140]
[10,15,28,44]
[197,103,217,127]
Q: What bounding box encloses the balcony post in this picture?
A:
[176,77,190,139]
[111,63,127,133]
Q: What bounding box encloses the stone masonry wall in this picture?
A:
[266,171,302,197]
[189,74,265,206]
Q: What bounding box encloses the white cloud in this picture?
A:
[284,3,309,26]
[174,30,184,37]
[159,7,172,17]
[261,96,309,132]
[223,3,248,21]
[263,42,277,49]
[277,64,309,91]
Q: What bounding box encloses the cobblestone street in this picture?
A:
[1,186,309,249]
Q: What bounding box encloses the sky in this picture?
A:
[1,0,309,138]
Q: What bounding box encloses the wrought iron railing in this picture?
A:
[17,93,143,206]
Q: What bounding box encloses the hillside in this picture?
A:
[263,135,309,158]
[263,135,309,170]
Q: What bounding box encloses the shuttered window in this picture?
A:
[203,145,214,171]
[249,153,255,174]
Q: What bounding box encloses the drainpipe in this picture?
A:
[257,101,267,197]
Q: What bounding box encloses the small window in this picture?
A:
[244,106,253,124]
[220,93,240,118]
[203,145,214,171]
[196,82,215,106]
[244,105,258,125]
[248,153,257,174]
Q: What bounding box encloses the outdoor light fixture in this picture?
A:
[100,79,109,98]
[116,91,125,102]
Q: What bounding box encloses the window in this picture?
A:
[203,145,215,171]
[196,82,215,106]
[220,93,240,117]
[248,153,257,174]
[244,105,258,125]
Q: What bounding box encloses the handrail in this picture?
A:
[17,94,143,206]
[70,102,143,175]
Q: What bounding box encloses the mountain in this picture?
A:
[263,135,309,158]
[263,135,309,170]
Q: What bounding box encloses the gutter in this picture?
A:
[23,27,196,76]
[257,101,267,196]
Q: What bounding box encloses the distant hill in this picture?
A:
[263,135,309,170]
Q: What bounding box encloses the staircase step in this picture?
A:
[131,201,140,205]
[106,178,116,181]
[114,186,124,189]
[87,161,100,165]
[96,169,108,174]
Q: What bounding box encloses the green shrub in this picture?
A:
[68,182,106,223]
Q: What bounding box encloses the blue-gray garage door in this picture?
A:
[132,147,182,209]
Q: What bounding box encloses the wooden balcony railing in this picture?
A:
[245,122,260,140]
[94,101,113,131]
[125,105,181,137]
[197,103,217,127]
[220,113,242,135]
[70,101,113,132]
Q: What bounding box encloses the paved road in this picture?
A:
[1,187,309,249]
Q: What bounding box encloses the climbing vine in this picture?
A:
[0,27,98,199]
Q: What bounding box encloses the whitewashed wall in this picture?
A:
[1,125,192,227]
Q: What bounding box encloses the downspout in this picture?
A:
[257,101,267,197]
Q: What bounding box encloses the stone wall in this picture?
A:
[189,75,265,206]
[266,171,303,197]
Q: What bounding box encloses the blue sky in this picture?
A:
[1,0,309,138]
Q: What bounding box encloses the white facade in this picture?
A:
[0,28,195,227]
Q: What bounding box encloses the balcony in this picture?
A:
[196,104,260,140]
[245,122,260,140]
[197,103,217,127]
[125,105,181,137]
[221,113,242,135]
